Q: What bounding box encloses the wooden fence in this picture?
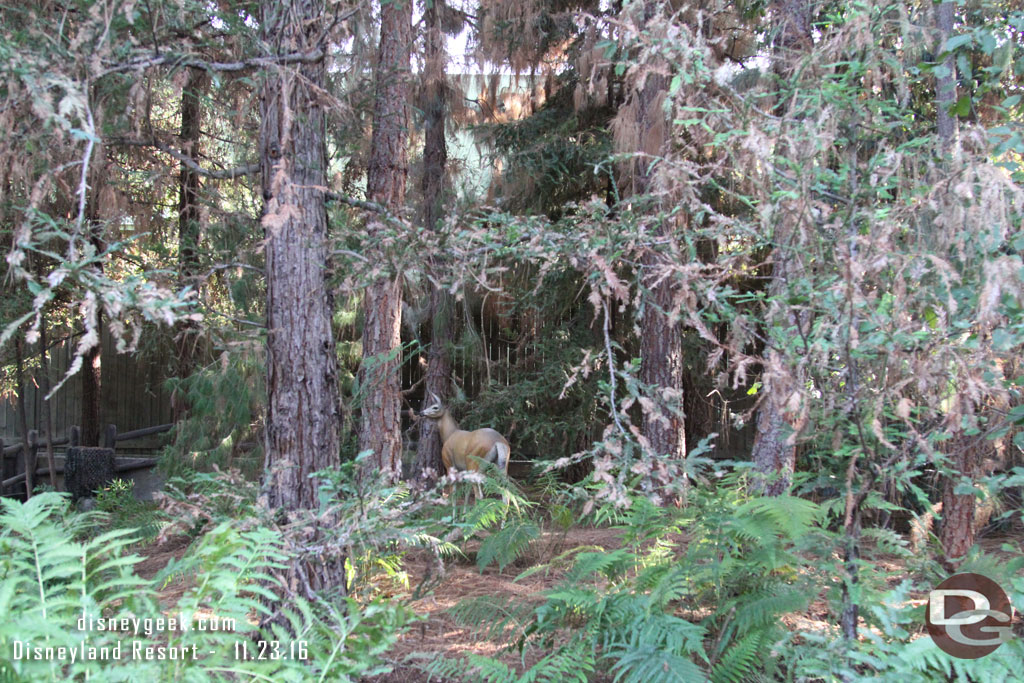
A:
[0,328,173,450]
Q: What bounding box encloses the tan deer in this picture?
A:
[419,391,510,500]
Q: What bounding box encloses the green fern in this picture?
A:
[449,596,536,645]
[0,491,411,682]
[563,547,632,584]
[0,493,162,681]
[608,643,706,683]
[477,520,540,572]
[517,635,595,682]
[710,629,766,683]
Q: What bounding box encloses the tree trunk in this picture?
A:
[80,202,106,447]
[935,2,959,147]
[359,281,404,481]
[939,430,979,567]
[259,0,341,519]
[413,0,451,485]
[750,269,802,495]
[81,315,102,447]
[933,1,972,571]
[749,0,813,496]
[750,383,794,496]
[415,290,453,483]
[639,250,686,465]
[15,335,35,498]
[174,66,208,421]
[359,0,412,483]
[627,4,688,496]
[38,316,57,488]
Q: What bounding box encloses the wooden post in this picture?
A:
[24,430,39,499]
[103,424,117,450]
[70,426,81,447]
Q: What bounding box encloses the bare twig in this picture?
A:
[603,298,627,437]
[110,137,259,179]
[97,49,325,78]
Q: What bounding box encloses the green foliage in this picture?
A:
[430,461,542,574]
[479,75,613,217]
[158,468,260,540]
[0,491,410,682]
[423,475,821,682]
[785,578,1024,682]
[94,478,161,542]
[477,519,541,573]
[161,349,265,479]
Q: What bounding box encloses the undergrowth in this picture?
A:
[411,469,1024,682]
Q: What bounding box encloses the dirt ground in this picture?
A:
[137,526,628,681]
[134,524,1022,682]
[365,527,630,683]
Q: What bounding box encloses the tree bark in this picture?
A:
[750,386,794,496]
[639,246,686,467]
[259,0,341,517]
[939,426,979,568]
[80,316,102,446]
[80,202,106,447]
[415,290,453,483]
[749,0,813,496]
[934,3,973,570]
[413,0,452,485]
[935,2,959,147]
[15,335,35,498]
[750,268,803,495]
[38,316,57,488]
[628,4,687,496]
[359,0,413,483]
[174,66,209,421]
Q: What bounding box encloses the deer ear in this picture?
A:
[428,390,441,405]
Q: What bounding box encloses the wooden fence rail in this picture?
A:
[0,422,172,496]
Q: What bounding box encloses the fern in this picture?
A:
[728,587,808,634]
[0,492,411,682]
[449,596,536,645]
[710,629,766,683]
[563,547,632,584]
[477,520,541,572]
[732,496,821,540]
[0,493,162,681]
[518,635,595,682]
[467,653,520,682]
[608,643,706,683]
[408,653,471,681]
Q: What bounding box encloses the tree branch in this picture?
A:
[324,191,392,216]
[110,137,259,179]
[98,49,325,78]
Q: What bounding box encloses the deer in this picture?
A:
[419,391,511,502]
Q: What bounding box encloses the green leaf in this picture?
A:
[954,95,971,117]
[943,34,973,52]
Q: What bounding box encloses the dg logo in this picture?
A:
[927,573,1015,658]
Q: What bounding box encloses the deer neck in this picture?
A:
[438,410,460,443]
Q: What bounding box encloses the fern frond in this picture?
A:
[449,595,535,645]
[734,496,821,540]
[730,587,808,633]
[711,629,766,683]
[466,652,519,682]
[606,642,707,683]
[519,635,595,682]
[477,520,540,572]
[565,548,631,584]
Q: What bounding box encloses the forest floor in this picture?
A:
[134,521,1021,682]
